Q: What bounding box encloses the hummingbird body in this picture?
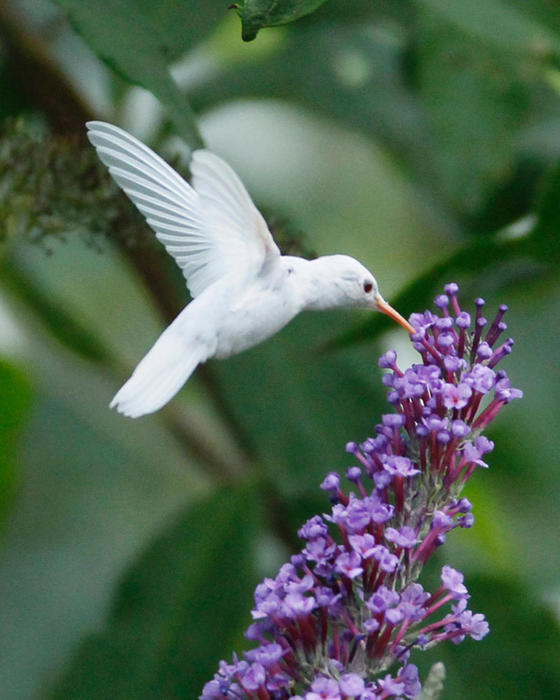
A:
[212,256,305,358]
[87,122,412,417]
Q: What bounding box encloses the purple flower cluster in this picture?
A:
[201,284,522,699]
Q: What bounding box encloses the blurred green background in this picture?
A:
[1,0,559,698]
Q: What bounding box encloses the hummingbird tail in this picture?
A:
[110,324,204,418]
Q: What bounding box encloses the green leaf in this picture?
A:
[530,162,560,263]
[51,483,259,699]
[130,1,226,62]
[417,14,532,219]
[235,0,329,41]
[0,359,33,532]
[1,263,111,365]
[53,0,204,147]
[420,0,560,57]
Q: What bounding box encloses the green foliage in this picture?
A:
[189,0,560,236]
[129,0,226,63]
[233,0,328,41]
[51,483,259,698]
[192,17,434,201]
[0,359,33,532]
[52,0,208,147]
[416,15,532,218]
[530,161,560,263]
[416,575,560,698]
[1,263,111,364]
[0,119,147,250]
[421,0,560,56]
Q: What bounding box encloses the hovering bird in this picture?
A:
[86,121,413,418]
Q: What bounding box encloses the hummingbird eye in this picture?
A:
[363,280,374,294]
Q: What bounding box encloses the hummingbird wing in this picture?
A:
[86,121,280,297]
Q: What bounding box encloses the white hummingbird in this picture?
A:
[86,121,414,418]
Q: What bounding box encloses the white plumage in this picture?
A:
[87,121,413,418]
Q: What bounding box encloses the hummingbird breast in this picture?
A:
[212,260,304,359]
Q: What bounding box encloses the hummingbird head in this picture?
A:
[305,255,414,333]
[316,255,380,308]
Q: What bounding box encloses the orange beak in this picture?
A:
[375,296,415,334]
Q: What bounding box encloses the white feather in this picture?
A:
[86,121,279,298]
[109,309,207,418]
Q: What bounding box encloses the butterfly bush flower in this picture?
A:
[201,284,522,699]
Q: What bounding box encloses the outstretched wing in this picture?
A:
[86,121,280,297]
